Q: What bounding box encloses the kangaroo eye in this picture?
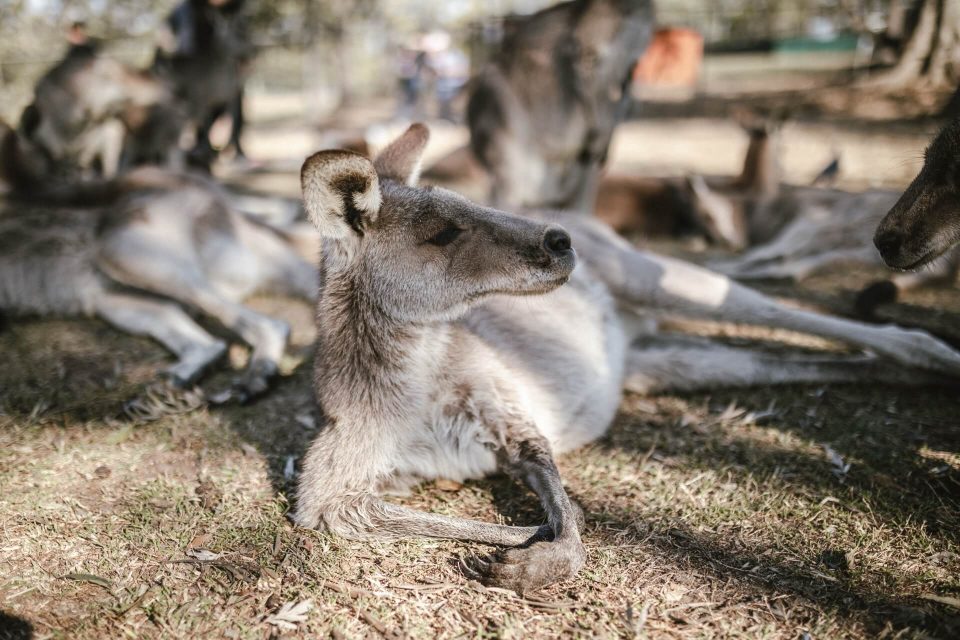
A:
[427,224,462,247]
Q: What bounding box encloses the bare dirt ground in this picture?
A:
[2,74,960,638]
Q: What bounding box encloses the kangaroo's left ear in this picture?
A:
[301,150,380,240]
[374,123,430,186]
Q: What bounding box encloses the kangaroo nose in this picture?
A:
[543,227,572,257]
[874,229,903,259]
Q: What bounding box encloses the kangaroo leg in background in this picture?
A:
[158,283,289,400]
[571,221,960,376]
[623,336,947,394]
[856,247,960,317]
[93,292,226,385]
[228,87,245,158]
[720,247,878,282]
[98,241,291,400]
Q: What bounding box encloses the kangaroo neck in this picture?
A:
[313,264,448,421]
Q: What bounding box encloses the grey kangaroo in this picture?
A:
[0,125,313,400]
[22,41,184,179]
[295,125,960,594]
[875,117,960,272]
[467,0,654,212]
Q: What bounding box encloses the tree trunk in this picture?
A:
[928,0,960,86]
[869,0,960,88]
[868,0,939,86]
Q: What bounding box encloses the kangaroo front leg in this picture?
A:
[484,427,586,594]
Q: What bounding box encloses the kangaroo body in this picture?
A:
[0,160,314,399]
[295,125,960,594]
[467,0,654,212]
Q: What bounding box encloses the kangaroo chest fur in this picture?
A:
[316,261,628,496]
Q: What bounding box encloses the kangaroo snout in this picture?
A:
[873,228,904,263]
[542,226,573,258]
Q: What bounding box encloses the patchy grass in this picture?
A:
[1,278,959,639]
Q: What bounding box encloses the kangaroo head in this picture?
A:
[875,119,960,270]
[684,175,749,250]
[301,124,576,323]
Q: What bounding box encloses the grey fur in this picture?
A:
[0,163,314,398]
[467,0,654,212]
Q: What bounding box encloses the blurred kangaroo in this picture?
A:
[153,0,252,165]
[467,0,654,212]
[682,119,959,314]
[875,118,960,271]
[294,124,960,594]
[22,39,184,180]
[867,118,960,313]
[0,124,314,401]
[594,113,783,245]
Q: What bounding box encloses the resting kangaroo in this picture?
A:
[0,133,314,400]
[295,125,960,593]
[22,42,184,179]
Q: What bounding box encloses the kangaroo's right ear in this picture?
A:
[301,150,381,239]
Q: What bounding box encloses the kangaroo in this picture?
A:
[467,0,654,212]
[294,125,960,594]
[594,115,782,247]
[153,0,251,165]
[0,126,314,400]
[22,41,184,180]
[875,117,960,271]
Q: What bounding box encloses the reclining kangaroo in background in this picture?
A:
[294,125,960,594]
[467,0,654,212]
[594,113,784,245]
[681,121,959,314]
[22,41,184,180]
[0,125,314,401]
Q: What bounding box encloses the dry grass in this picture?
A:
[2,276,959,639]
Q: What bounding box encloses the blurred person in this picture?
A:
[430,44,469,122]
[396,45,430,119]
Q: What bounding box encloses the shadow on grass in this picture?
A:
[605,384,960,542]
[590,505,960,637]
[0,610,33,640]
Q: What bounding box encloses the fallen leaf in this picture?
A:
[434,478,463,492]
[65,572,112,589]
[185,548,222,562]
[265,599,313,630]
[188,533,211,549]
[94,465,112,479]
[822,444,851,481]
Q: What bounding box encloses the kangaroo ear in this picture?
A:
[374,123,430,186]
[301,150,381,239]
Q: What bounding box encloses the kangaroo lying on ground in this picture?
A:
[22,42,184,180]
[683,123,960,314]
[294,124,960,593]
[0,130,314,400]
[875,117,960,272]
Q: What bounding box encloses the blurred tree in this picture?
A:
[872,0,960,87]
